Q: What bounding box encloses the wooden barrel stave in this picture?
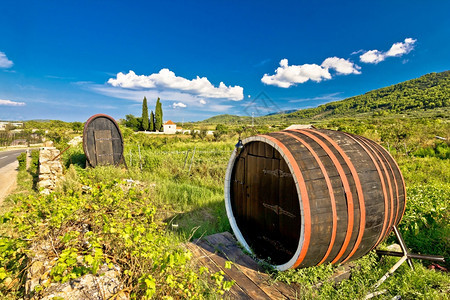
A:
[313,130,382,263]
[347,134,393,251]
[360,136,406,226]
[294,129,362,265]
[273,131,339,266]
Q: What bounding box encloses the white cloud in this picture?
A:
[360,38,417,64]
[350,49,364,55]
[88,83,204,104]
[386,38,416,57]
[321,57,361,75]
[261,59,330,88]
[261,57,360,88]
[289,92,343,103]
[107,69,244,101]
[173,102,187,108]
[83,82,234,114]
[0,52,13,68]
[360,50,385,64]
[207,104,234,112]
[0,99,25,106]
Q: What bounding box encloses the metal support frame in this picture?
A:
[393,226,414,270]
[364,225,446,299]
[376,226,445,265]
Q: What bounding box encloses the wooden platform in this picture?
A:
[185,232,299,299]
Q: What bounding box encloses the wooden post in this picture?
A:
[138,144,142,171]
[129,149,132,167]
[183,150,191,170]
[188,147,196,175]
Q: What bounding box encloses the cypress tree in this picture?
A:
[155,97,163,131]
[142,97,149,131]
[150,110,155,131]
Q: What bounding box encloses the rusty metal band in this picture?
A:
[282,131,338,266]
[260,134,312,268]
[360,137,400,231]
[348,135,391,250]
[294,129,356,264]
[339,133,383,262]
[359,136,404,226]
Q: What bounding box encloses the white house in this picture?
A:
[163,120,177,134]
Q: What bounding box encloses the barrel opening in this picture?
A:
[229,141,301,265]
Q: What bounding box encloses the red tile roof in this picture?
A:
[164,120,175,125]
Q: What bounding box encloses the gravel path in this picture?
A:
[0,161,19,205]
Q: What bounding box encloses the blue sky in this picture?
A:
[1,1,449,122]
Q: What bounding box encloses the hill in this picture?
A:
[201,71,450,124]
[200,114,252,124]
[287,70,449,119]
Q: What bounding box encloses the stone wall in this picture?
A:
[38,147,63,194]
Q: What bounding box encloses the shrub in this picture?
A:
[16,152,26,171]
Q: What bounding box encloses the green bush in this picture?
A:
[62,146,86,169]
[413,142,450,159]
[398,184,449,266]
[16,153,26,171]
[30,150,39,171]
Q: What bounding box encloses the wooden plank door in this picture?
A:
[245,153,281,261]
[94,130,114,165]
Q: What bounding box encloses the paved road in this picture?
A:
[0,149,27,169]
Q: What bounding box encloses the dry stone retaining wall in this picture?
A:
[38,147,63,194]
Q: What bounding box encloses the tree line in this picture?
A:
[124,97,164,132]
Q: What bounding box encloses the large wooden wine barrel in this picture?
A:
[83,114,125,167]
[224,129,406,270]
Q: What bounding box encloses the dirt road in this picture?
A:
[0,149,26,205]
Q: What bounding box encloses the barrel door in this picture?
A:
[83,114,125,167]
[224,129,406,270]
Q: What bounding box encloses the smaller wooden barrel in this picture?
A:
[224,129,406,270]
[83,114,125,167]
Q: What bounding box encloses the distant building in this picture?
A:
[284,124,315,130]
[11,139,27,146]
[163,120,177,134]
[0,122,24,131]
